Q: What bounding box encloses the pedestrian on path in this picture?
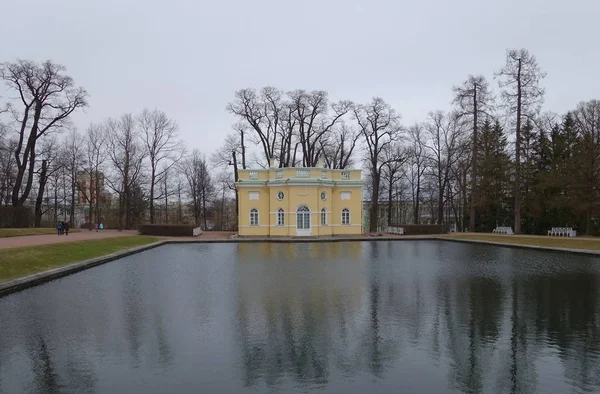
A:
[99,223,104,231]
[64,221,70,236]
[56,222,63,235]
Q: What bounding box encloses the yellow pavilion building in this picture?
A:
[235,160,363,237]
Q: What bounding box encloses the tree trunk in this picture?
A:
[178,184,182,223]
[514,59,522,234]
[70,166,76,227]
[149,166,156,223]
[414,176,421,225]
[53,183,58,225]
[232,151,239,219]
[34,160,48,228]
[12,106,41,209]
[202,193,208,230]
[469,88,478,231]
[164,176,168,224]
[118,193,123,231]
[94,170,100,226]
[387,176,393,227]
[240,131,246,169]
[369,169,380,232]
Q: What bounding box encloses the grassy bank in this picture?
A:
[0,228,81,238]
[0,236,158,283]
[441,233,600,251]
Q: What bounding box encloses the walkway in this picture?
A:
[0,230,138,250]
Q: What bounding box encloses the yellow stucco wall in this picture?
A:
[236,166,363,237]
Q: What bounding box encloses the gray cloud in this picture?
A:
[2,0,598,153]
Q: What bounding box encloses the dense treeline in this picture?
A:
[1,49,599,234]
[0,60,232,230]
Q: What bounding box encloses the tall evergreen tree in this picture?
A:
[474,120,512,231]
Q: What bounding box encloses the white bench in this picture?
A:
[387,226,405,235]
[492,226,514,235]
[548,227,576,237]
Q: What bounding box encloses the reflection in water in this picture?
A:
[0,241,599,393]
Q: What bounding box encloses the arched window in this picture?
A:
[341,208,350,225]
[277,208,285,226]
[250,208,259,226]
[296,205,310,230]
[321,208,327,226]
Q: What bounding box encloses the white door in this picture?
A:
[296,205,312,236]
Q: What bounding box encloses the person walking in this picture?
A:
[64,221,70,236]
[99,223,104,231]
[56,221,63,236]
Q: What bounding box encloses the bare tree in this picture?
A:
[320,122,361,169]
[288,90,352,167]
[106,114,146,230]
[211,129,249,219]
[354,97,402,232]
[381,143,407,226]
[181,150,214,229]
[138,108,184,223]
[406,124,427,224]
[0,127,18,206]
[80,123,107,229]
[496,49,546,233]
[453,75,494,231]
[277,103,298,168]
[62,131,84,226]
[227,87,282,166]
[423,111,465,225]
[33,137,62,227]
[0,60,87,212]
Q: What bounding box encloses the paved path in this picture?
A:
[0,230,138,250]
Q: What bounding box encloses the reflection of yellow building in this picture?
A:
[235,159,363,236]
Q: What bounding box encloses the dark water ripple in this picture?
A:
[1,241,600,394]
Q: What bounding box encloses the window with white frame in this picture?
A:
[342,208,350,225]
[321,208,327,226]
[277,208,285,226]
[250,208,259,226]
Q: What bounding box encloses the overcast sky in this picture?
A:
[2,0,599,157]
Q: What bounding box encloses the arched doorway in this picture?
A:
[296,205,311,236]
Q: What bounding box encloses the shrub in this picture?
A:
[389,224,449,235]
[138,224,202,237]
[0,206,33,228]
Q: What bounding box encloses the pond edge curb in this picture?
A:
[0,240,168,297]
[441,237,600,256]
[2,236,599,298]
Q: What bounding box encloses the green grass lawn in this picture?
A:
[0,228,81,238]
[441,233,600,251]
[0,236,158,283]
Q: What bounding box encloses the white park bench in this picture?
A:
[387,226,405,235]
[548,227,576,237]
[492,226,514,235]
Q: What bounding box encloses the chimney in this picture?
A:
[269,156,275,168]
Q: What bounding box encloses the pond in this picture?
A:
[1,241,599,393]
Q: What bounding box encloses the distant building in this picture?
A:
[77,171,108,205]
[235,160,363,237]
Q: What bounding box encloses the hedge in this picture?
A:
[138,224,202,237]
[388,224,449,235]
[0,206,33,228]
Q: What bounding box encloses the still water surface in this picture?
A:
[1,241,600,393]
